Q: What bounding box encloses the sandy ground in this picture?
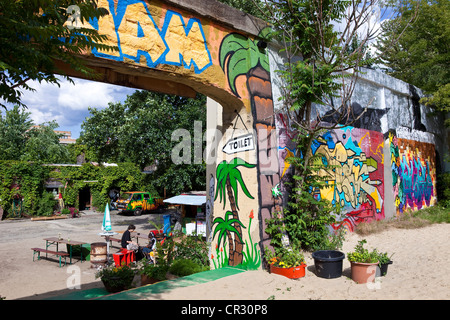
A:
[0,210,449,300]
[142,223,450,301]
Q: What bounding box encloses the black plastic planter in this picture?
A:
[312,250,345,279]
[377,260,393,277]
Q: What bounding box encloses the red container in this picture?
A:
[270,263,307,279]
[113,249,135,267]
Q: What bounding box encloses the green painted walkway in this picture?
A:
[47,267,247,300]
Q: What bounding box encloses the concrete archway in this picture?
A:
[61,0,278,269]
[51,0,448,271]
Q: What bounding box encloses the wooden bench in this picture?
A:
[31,248,70,267]
[109,233,146,247]
[109,237,122,246]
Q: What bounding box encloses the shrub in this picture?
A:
[172,234,210,267]
[138,260,169,281]
[36,191,57,216]
[169,258,209,277]
[437,172,450,207]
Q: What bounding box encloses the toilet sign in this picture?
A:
[222,133,255,154]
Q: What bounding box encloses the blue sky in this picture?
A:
[2,76,137,139]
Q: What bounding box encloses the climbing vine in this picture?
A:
[0,161,51,216]
[0,161,156,217]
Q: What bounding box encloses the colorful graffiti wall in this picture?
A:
[78,0,272,270]
[67,0,444,271]
[390,133,437,214]
[311,127,385,232]
[276,122,386,233]
[211,30,279,269]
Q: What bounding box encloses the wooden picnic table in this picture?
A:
[43,237,87,264]
[108,230,156,247]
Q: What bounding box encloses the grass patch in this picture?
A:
[412,205,450,224]
[355,204,449,236]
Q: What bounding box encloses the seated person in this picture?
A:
[121,224,138,250]
[142,231,158,261]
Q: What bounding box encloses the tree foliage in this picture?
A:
[0,160,154,217]
[80,90,207,196]
[22,121,70,162]
[0,161,51,217]
[376,0,449,125]
[50,162,157,211]
[217,0,264,18]
[377,0,449,93]
[249,0,417,250]
[0,105,69,162]
[0,0,117,110]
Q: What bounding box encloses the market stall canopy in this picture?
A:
[163,194,206,206]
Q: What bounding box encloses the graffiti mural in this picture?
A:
[86,0,212,73]
[390,134,437,214]
[219,30,279,266]
[310,127,385,232]
[64,0,444,266]
[276,113,297,208]
[212,158,260,268]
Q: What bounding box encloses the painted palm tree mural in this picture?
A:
[213,158,255,267]
[217,30,280,268]
[219,31,271,100]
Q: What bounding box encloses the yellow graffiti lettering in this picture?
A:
[91,0,121,57]
[315,141,383,212]
[87,0,212,72]
[163,13,211,71]
[117,2,166,64]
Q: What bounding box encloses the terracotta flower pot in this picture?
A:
[350,261,379,284]
[270,263,307,279]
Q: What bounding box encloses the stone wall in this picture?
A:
[271,62,449,232]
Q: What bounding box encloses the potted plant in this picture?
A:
[137,258,168,285]
[312,228,346,279]
[312,250,346,279]
[347,240,379,284]
[376,251,394,277]
[96,262,136,293]
[265,246,307,279]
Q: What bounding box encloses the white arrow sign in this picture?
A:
[222,133,255,154]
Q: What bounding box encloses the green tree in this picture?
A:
[0,106,33,160]
[80,90,207,196]
[217,0,264,18]
[22,121,70,163]
[0,0,117,110]
[248,0,417,250]
[0,105,69,162]
[80,101,126,162]
[376,0,449,126]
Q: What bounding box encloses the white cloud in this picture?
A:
[57,79,123,111]
[3,76,136,138]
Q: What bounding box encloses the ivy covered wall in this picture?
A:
[0,161,157,218]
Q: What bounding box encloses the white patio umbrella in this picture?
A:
[102,203,112,232]
[98,203,117,263]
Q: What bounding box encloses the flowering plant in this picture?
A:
[265,246,305,268]
[96,263,135,291]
